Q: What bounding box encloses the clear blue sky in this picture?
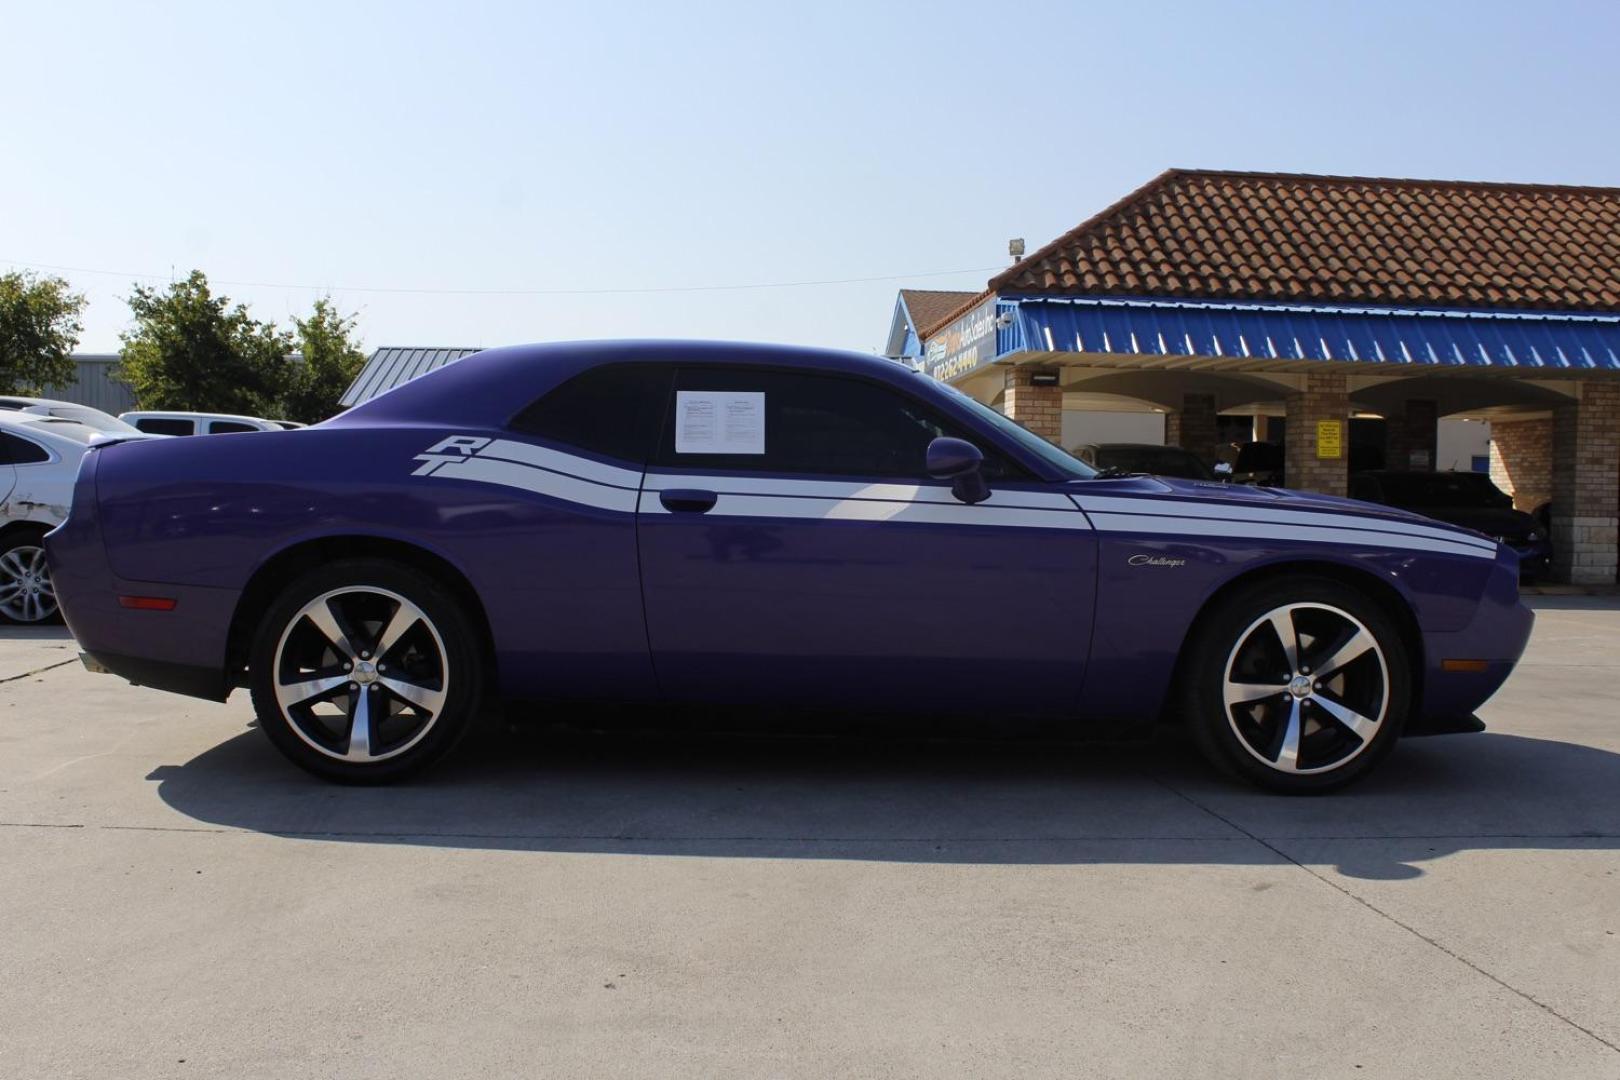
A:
[6,0,1620,355]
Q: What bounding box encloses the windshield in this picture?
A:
[926,377,1096,479]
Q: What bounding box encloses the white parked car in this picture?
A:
[0,396,141,435]
[118,411,304,436]
[0,414,153,623]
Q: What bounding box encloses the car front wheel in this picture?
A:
[248,559,485,783]
[1182,577,1410,793]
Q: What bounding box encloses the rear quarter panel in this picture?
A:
[92,426,656,702]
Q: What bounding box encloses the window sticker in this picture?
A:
[675,391,765,454]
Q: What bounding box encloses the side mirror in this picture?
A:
[926,436,990,505]
[1213,461,1233,479]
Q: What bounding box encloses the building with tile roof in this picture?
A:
[887,169,1620,583]
[883,290,982,363]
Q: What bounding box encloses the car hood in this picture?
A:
[1068,474,1491,540]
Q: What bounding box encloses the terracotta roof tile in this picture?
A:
[992,170,1620,312]
[899,290,981,336]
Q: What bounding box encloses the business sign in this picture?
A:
[1315,420,1343,460]
[923,298,999,382]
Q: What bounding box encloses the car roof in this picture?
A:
[0,396,86,410]
[1089,442,1193,452]
[0,411,98,440]
[119,411,276,423]
[339,339,934,428]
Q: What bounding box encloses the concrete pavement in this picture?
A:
[2,598,1617,1078]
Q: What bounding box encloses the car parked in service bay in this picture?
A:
[48,342,1533,792]
[118,411,305,436]
[1072,442,1227,481]
[1349,470,1553,581]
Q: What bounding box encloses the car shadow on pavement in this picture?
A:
[147,721,1620,879]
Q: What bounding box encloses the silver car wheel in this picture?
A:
[273,586,449,764]
[0,545,58,623]
[1222,602,1390,776]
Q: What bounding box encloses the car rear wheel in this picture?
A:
[0,528,62,625]
[248,560,484,783]
[1182,577,1410,793]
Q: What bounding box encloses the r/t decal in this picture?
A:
[413,435,491,475]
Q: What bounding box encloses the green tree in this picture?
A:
[0,270,86,394]
[281,297,366,423]
[119,270,293,415]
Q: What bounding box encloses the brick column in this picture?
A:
[1385,398,1439,472]
[1168,393,1220,463]
[1004,367,1063,445]
[1488,418,1552,512]
[1550,382,1620,585]
[1284,372,1349,496]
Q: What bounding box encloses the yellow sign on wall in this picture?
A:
[1316,420,1343,460]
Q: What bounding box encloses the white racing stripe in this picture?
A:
[414,439,1496,557]
[426,455,639,512]
[475,438,643,490]
[1085,511,1494,559]
[1071,494,1498,555]
[645,472,1077,510]
[637,490,1092,530]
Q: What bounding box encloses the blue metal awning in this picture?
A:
[1002,297,1620,371]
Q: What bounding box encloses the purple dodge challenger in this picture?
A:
[46,342,1532,791]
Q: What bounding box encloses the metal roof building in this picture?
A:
[41,354,138,415]
[339,347,483,407]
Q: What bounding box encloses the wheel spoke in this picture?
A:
[277,673,349,708]
[1312,693,1380,743]
[1313,627,1373,680]
[0,552,25,576]
[1267,610,1300,674]
[1224,680,1288,708]
[379,676,444,715]
[304,599,358,660]
[1272,700,1304,772]
[373,597,426,660]
[345,686,373,759]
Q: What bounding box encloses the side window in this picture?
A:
[136,418,195,436]
[1,432,50,465]
[653,367,1019,480]
[510,363,672,465]
[208,421,260,434]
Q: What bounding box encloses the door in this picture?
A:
[635,365,1097,717]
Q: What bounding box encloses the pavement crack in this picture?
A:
[1150,772,1620,1057]
[0,657,78,685]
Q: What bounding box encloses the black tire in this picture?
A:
[248,559,485,783]
[1181,576,1411,794]
[0,526,63,625]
